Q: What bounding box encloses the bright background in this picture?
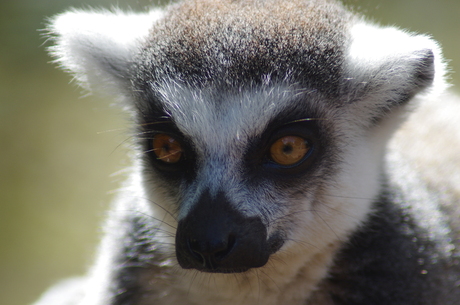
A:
[1,1,459,304]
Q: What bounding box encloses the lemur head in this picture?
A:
[49,0,446,273]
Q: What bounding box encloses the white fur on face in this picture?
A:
[151,80,323,215]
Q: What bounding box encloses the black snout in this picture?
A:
[176,191,280,273]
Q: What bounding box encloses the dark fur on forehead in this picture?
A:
[131,0,354,97]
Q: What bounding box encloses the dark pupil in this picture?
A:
[283,144,293,154]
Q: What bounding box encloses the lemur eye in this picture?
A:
[152,134,183,163]
[269,136,311,166]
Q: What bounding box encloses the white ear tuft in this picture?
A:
[47,9,164,94]
[346,21,448,105]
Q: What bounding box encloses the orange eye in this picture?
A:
[269,136,310,166]
[152,134,183,164]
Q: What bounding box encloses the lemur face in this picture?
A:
[126,1,351,272]
[133,82,341,272]
[122,1,438,274]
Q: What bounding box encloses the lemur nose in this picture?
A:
[175,190,274,273]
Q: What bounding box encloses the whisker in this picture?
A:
[126,196,179,223]
[311,207,342,242]
[322,193,374,201]
[287,117,328,124]
[139,120,173,127]
[96,127,131,134]
[118,207,178,232]
[257,268,281,291]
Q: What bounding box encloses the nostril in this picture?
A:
[215,234,235,259]
[187,234,236,264]
[188,238,205,265]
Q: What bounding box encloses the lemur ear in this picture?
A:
[47,9,163,94]
[344,23,448,116]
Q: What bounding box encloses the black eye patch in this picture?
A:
[243,117,325,185]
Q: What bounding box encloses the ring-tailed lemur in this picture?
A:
[36,0,460,304]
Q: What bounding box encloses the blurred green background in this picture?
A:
[1,0,459,304]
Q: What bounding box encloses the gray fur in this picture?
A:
[36,0,460,304]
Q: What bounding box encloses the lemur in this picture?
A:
[36,0,460,304]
